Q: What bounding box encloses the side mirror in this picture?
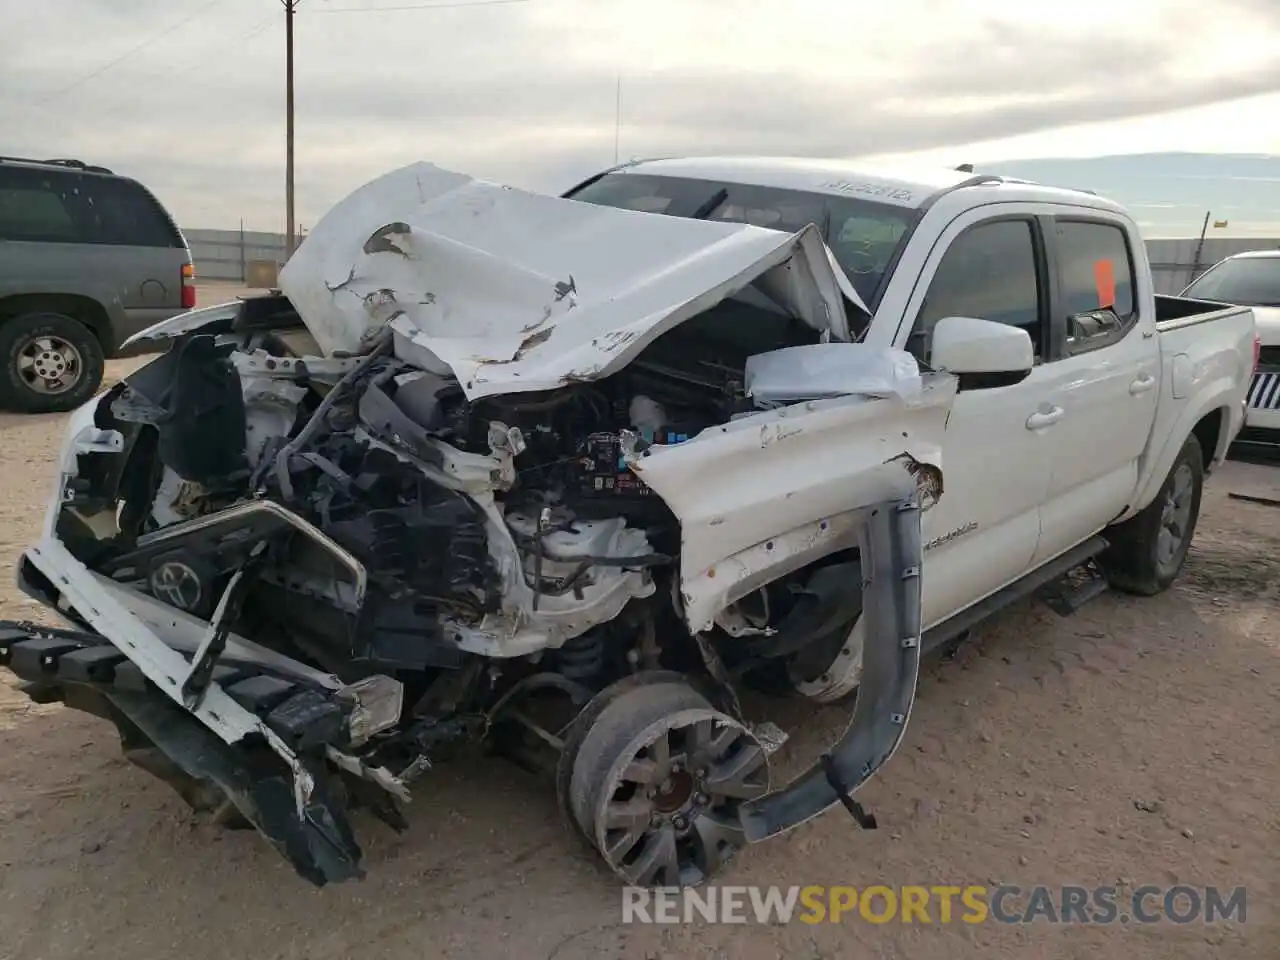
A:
[930,316,1034,385]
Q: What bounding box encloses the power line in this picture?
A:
[281,0,526,251]
[312,0,531,13]
[32,0,236,106]
[144,14,279,84]
[163,1,297,83]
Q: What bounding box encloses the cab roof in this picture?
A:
[610,155,1115,213]
[618,156,986,209]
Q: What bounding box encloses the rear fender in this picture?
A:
[1125,389,1236,523]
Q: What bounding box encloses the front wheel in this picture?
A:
[565,678,770,888]
[1100,434,1204,596]
[0,312,106,414]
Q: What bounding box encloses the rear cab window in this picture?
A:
[0,164,184,248]
[1052,219,1138,356]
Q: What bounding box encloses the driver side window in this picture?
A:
[909,219,1046,365]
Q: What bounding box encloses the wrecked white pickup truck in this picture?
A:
[0,158,1257,889]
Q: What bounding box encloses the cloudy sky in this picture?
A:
[4,0,1280,233]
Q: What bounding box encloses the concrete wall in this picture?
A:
[187,228,291,285]
[186,227,1280,294]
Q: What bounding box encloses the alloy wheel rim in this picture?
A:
[1156,463,1194,570]
[16,335,83,395]
[586,706,770,887]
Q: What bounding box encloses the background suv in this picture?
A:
[1180,249,1280,453]
[0,156,195,413]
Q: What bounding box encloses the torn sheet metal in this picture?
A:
[41,401,123,539]
[278,162,850,400]
[120,300,244,349]
[624,375,957,634]
[21,538,308,769]
[87,572,343,689]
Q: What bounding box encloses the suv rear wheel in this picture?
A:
[0,312,105,414]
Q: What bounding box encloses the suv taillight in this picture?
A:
[181,262,196,310]
[1254,334,1262,376]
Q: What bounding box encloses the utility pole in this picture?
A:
[284,0,298,257]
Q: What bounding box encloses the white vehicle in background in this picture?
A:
[1180,249,1280,452]
[0,157,1259,891]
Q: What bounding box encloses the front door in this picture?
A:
[898,210,1057,628]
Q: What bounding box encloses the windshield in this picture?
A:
[565,172,919,310]
[1182,256,1280,307]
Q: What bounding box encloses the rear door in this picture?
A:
[67,174,192,338]
[0,166,83,301]
[1031,216,1160,567]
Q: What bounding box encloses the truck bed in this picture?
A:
[1154,293,1248,330]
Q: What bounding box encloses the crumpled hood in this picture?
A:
[279,162,850,400]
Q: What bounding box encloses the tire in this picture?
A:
[1100,433,1204,596]
[566,679,768,888]
[554,670,695,852]
[0,312,106,414]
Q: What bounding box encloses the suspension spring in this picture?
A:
[554,633,607,683]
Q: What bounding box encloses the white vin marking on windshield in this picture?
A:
[819,180,914,203]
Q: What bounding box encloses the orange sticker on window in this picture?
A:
[1093,259,1116,309]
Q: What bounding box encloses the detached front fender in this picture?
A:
[620,364,954,841]
[741,493,922,840]
[625,373,955,635]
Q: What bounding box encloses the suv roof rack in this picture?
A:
[0,155,114,175]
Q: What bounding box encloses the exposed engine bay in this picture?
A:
[3,162,954,889]
[84,292,835,672]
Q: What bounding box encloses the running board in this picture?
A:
[921,535,1109,655]
[1036,561,1109,617]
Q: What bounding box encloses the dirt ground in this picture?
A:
[1,348,1277,959]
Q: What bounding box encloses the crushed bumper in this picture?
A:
[0,619,366,886]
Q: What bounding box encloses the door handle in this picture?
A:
[1026,406,1064,430]
[1129,374,1156,395]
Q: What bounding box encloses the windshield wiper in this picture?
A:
[691,188,728,220]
